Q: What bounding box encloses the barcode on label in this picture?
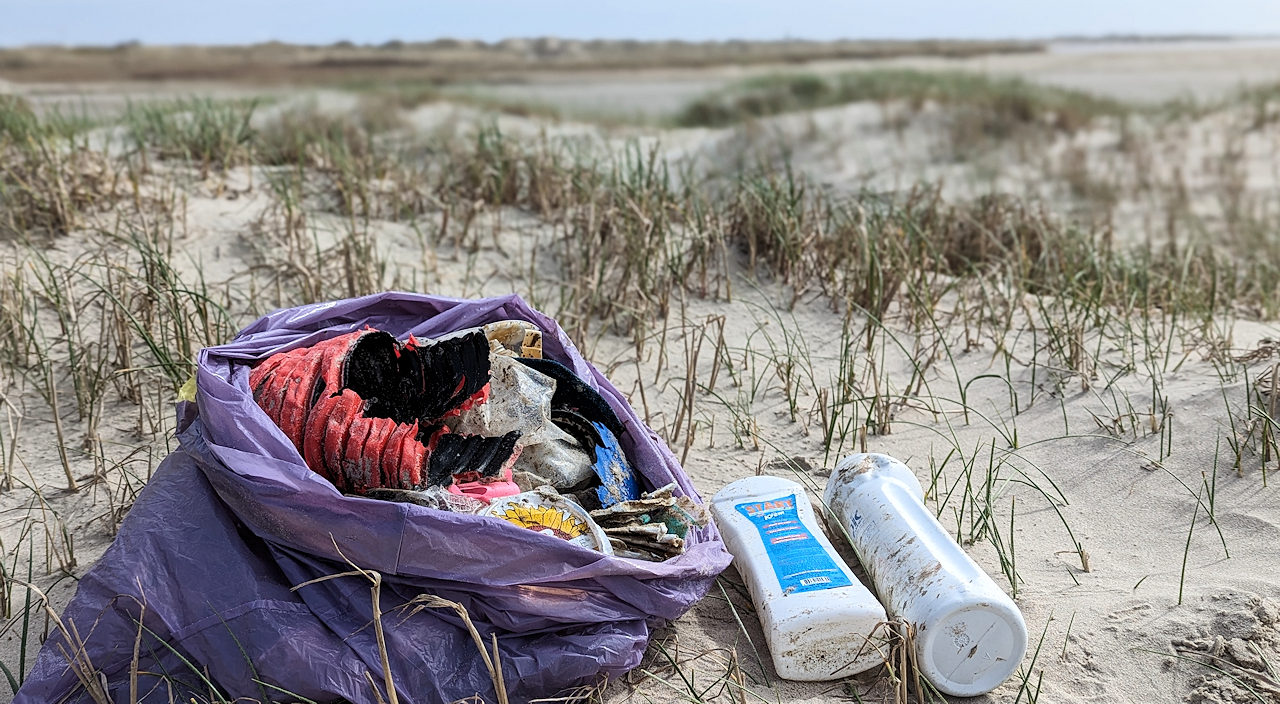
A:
[799,576,831,587]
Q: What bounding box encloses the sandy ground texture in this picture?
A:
[2,39,1280,704]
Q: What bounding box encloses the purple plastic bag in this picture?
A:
[16,293,731,704]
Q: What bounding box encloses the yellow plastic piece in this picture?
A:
[178,375,198,403]
[496,505,587,540]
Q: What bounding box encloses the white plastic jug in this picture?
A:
[823,453,1028,697]
[711,476,888,681]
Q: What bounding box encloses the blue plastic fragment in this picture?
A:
[593,421,640,507]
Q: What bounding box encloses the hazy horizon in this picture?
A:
[5,34,1280,50]
[4,0,1280,48]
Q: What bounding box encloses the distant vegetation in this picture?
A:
[675,69,1129,133]
[0,39,1043,84]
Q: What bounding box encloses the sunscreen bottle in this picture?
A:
[711,476,888,680]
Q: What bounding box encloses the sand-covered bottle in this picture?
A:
[824,453,1027,697]
[711,475,888,680]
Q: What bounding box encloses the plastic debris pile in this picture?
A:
[250,319,706,560]
[592,483,711,560]
[249,327,516,494]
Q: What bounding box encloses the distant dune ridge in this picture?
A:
[0,38,1045,84]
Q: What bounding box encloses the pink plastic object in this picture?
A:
[447,465,521,504]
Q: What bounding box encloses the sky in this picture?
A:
[2,1,1280,47]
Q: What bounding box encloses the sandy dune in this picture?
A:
[1,39,1279,704]
[453,39,1280,118]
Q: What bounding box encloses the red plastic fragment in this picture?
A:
[276,352,325,453]
[248,347,296,394]
[382,422,415,488]
[248,328,517,495]
[400,432,427,489]
[342,413,374,492]
[314,331,366,393]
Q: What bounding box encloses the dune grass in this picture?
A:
[0,98,119,241]
[1,87,1278,703]
[674,69,1129,132]
[123,98,259,173]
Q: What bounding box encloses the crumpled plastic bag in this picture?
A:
[15,292,731,704]
[451,353,556,443]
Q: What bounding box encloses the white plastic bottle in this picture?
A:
[711,476,888,681]
[823,453,1028,697]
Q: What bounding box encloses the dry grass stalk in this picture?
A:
[10,580,111,704]
[398,593,510,704]
[292,541,402,704]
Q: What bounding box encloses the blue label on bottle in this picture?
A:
[736,494,852,595]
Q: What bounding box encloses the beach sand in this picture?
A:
[2,38,1279,703]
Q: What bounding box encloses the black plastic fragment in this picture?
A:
[550,409,603,463]
[345,330,492,427]
[410,331,492,423]
[342,331,403,419]
[515,357,624,439]
[363,488,436,506]
[424,430,522,488]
